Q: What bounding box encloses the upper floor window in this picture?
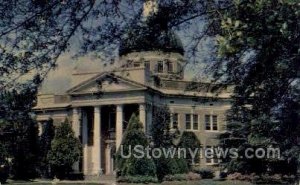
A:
[144,61,150,70]
[185,114,199,131]
[205,115,218,131]
[185,114,191,130]
[166,61,173,73]
[171,113,178,129]
[193,114,199,130]
[157,61,163,73]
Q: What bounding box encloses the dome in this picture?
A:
[119,25,184,56]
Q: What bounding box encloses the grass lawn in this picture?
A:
[7,179,254,185]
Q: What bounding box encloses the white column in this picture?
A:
[116,104,123,150]
[82,111,89,175]
[72,108,81,172]
[93,106,102,175]
[105,143,112,175]
[139,103,146,133]
[72,108,81,137]
[38,122,43,136]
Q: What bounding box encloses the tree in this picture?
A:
[151,105,188,181]
[116,114,157,182]
[0,138,9,184]
[151,105,178,148]
[177,131,201,168]
[0,88,40,180]
[0,0,217,90]
[39,118,55,178]
[211,0,300,177]
[47,119,81,179]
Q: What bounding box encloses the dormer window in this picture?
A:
[157,61,163,73]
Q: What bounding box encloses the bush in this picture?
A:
[227,172,256,181]
[177,132,201,167]
[115,114,157,181]
[163,172,201,181]
[252,174,296,184]
[47,119,82,179]
[39,118,55,178]
[193,168,215,179]
[155,156,188,181]
[186,172,201,181]
[0,140,9,183]
[0,163,9,184]
[117,175,158,183]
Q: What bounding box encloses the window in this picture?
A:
[166,61,173,73]
[186,114,199,131]
[157,61,163,73]
[171,113,178,129]
[133,62,141,67]
[205,115,218,131]
[144,61,150,70]
[205,115,211,130]
[193,114,198,130]
[205,146,219,165]
[212,115,218,130]
[185,114,191,130]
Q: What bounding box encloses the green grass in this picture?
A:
[6,179,258,185]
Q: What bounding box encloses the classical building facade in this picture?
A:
[34,0,232,177]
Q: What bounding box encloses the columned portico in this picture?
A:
[116,104,124,150]
[93,106,102,175]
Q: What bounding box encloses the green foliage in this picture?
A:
[151,105,188,181]
[155,156,189,181]
[193,168,215,179]
[0,88,39,180]
[177,131,201,167]
[116,114,157,180]
[0,142,9,184]
[213,0,300,176]
[39,118,55,178]
[151,105,178,148]
[47,119,81,179]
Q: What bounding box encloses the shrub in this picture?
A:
[117,175,158,183]
[163,173,201,181]
[155,156,188,181]
[227,172,258,182]
[0,163,9,184]
[177,132,201,168]
[193,168,215,179]
[47,119,82,179]
[115,114,157,181]
[252,174,296,184]
[39,118,55,178]
[186,172,201,181]
[0,143,9,183]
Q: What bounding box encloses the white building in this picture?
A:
[34,0,232,177]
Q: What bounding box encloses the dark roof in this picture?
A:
[119,22,184,56]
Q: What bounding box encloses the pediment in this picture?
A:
[67,73,146,94]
